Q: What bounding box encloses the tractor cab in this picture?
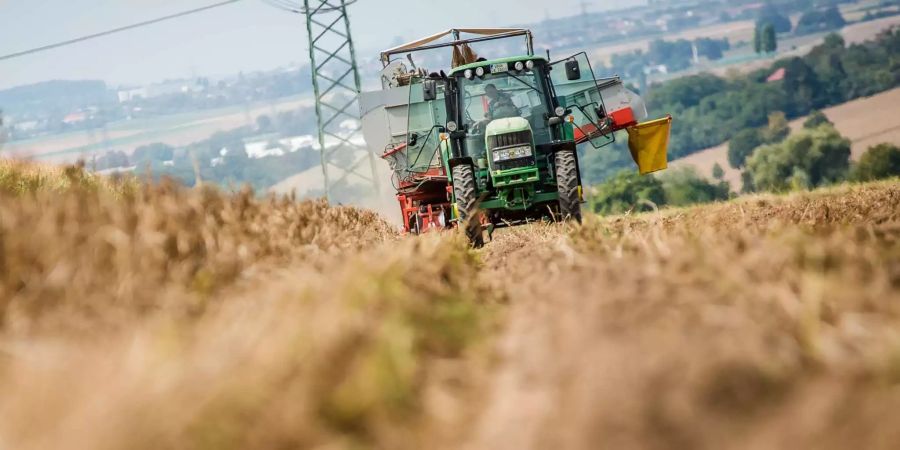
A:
[449,57,556,164]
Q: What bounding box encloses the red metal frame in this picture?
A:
[392,166,452,234]
[573,106,638,144]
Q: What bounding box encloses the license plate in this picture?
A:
[490,63,508,74]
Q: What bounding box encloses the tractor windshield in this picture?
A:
[457,66,554,151]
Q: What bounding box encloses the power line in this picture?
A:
[261,0,358,14]
[0,0,245,62]
[262,0,304,13]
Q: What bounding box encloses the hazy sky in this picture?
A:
[0,0,632,90]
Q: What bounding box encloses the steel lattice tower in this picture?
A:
[302,0,379,201]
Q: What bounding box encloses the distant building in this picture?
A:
[62,112,89,125]
[116,79,207,104]
[117,87,147,103]
[644,64,669,75]
[13,120,40,132]
[767,67,786,83]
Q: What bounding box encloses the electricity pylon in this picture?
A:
[301,0,379,201]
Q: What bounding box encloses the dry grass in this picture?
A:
[468,181,900,450]
[0,158,137,197]
[0,235,491,450]
[0,162,494,450]
[0,161,394,333]
[0,159,897,449]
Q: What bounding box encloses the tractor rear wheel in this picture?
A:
[555,149,582,223]
[452,164,484,248]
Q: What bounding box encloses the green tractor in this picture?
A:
[360,28,670,246]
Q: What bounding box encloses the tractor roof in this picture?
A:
[448,55,548,76]
[379,28,535,66]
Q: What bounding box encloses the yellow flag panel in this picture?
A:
[626,115,672,175]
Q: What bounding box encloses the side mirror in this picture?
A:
[548,117,563,126]
[565,59,581,81]
[422,79,437,101]
[407,132,419,147]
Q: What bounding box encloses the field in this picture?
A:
[590,11,900,76]
[670,87,900,189]
[588,20,757,67]
[2,95,314,163]
[0,161,897,449]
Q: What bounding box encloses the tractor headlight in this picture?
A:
[555,106,566,117]
[514,61,525,71]
[492,145,533,163]
[475,66,485,77]
[525,60,535,70]
[446,121,458,132]
[464,69,473,79]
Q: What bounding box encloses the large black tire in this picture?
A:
[555,149,583,223]
[452,164,485,248]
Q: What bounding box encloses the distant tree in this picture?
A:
[96,150,131,170]
[590,170,666,215]
[746,126,851,192]
[740,171,756,194]
[579,140,636,186]
[803,110,833,129]
[660,167,730,207]
[645,73,728,110]
[757,4,792,33]
[796,7,847,35]
[807,35,848,104]
[132,142,175,163]
[647,39,695,72]
[694,38,730,61]
[851,143,900,182]
[728,128,764,169]
[207,129,251,161]
[712,163,725,180]
[761,111,790,143]
[753,27,763,54]
[822,33,845,50]
[762,24,778,53]
[256,114,273,133]
[778,57,826,116]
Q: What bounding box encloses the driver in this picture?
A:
[474,84,518,132]
[485,84,518,120]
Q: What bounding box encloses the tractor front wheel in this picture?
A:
[555,149,582,223]
[452,164,484,248]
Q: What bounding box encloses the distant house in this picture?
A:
[644,64,669,75]
[13,120,40,132]
[62,112,88,125]
[117,87,147,103]
[767,67,786,83]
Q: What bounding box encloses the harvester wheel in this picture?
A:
[452,164,484,248]
[555,149,582,223]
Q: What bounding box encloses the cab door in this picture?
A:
[549,52,614,149]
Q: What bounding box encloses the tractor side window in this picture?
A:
[405,78,447,173]
[550,52,614,149]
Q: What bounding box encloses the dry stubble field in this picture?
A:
[0,161,898,449]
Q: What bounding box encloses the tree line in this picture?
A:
[579,27,900,189]
[590,120,899,215]
[581,27,900,214]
